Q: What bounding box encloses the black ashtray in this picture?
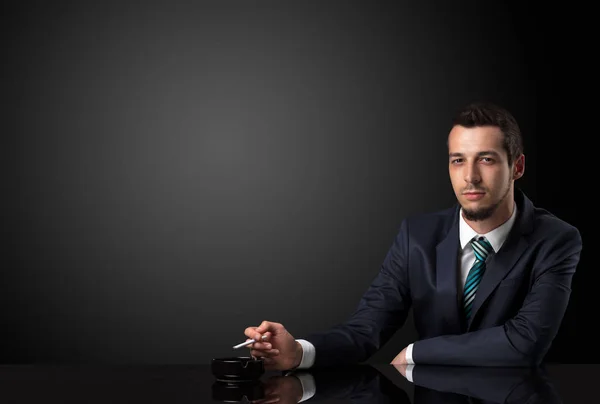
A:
[211,357,265,382]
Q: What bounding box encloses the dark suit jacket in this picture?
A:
[303,189,582,367]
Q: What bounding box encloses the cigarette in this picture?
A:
[232,335,268,349]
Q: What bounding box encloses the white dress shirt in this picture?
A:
[295,204,517,386]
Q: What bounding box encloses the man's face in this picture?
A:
[448,125,519,221]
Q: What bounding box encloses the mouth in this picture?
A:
[463,192,485,201]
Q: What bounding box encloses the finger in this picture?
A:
[242,331,269,343]
[244,327,258,340]
[246,343,274,353]
[256,321,283,335]
[251,341,272,350]
[250,348,280,358]
[247,328,267,342]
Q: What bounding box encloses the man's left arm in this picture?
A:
[403,227,582,367]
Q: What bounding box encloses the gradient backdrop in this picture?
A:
[2,1,590,364]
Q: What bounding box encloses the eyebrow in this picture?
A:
[449,150,502,158]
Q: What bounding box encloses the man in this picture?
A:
[243,102,582,370]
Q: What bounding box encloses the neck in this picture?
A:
[463,189,515,234]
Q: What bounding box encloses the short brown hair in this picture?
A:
[452,102,524,166]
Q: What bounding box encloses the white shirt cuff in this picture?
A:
[296,339,316,369]
[294,372,316,402]
[405,343,415,364]
[405,364,415,382]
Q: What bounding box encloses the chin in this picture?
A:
[460,199,485,209]
[462,203,497,221]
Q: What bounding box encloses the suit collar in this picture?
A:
[459,203,518,253]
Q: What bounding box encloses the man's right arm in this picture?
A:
[294,339,412,370]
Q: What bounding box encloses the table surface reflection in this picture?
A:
[0,362,596,403]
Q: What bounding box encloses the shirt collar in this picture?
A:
[459,203,518,252]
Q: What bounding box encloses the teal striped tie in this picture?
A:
[463,236,494,321]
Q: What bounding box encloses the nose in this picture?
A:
[464,162,481,184]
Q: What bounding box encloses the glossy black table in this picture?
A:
[0,362,595,403]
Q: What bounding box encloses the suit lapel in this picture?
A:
[467,234,528,330]
[435,208,463,335]
[467,189,534,331]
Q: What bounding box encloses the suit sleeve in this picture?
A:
[412,225,582,366]
[303,219,413,367]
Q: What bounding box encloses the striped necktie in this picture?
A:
[463,236,494,321]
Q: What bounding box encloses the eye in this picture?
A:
[480,157,494,163]
[451,158,463,164]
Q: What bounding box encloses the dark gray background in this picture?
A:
[2,1,590,364]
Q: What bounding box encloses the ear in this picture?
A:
[513,154,525,180]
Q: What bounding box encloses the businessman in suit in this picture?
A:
[243,101,582,369]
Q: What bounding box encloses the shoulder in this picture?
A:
[529,205,582,258]
[531,206,581,242]
[518,189,582,250]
